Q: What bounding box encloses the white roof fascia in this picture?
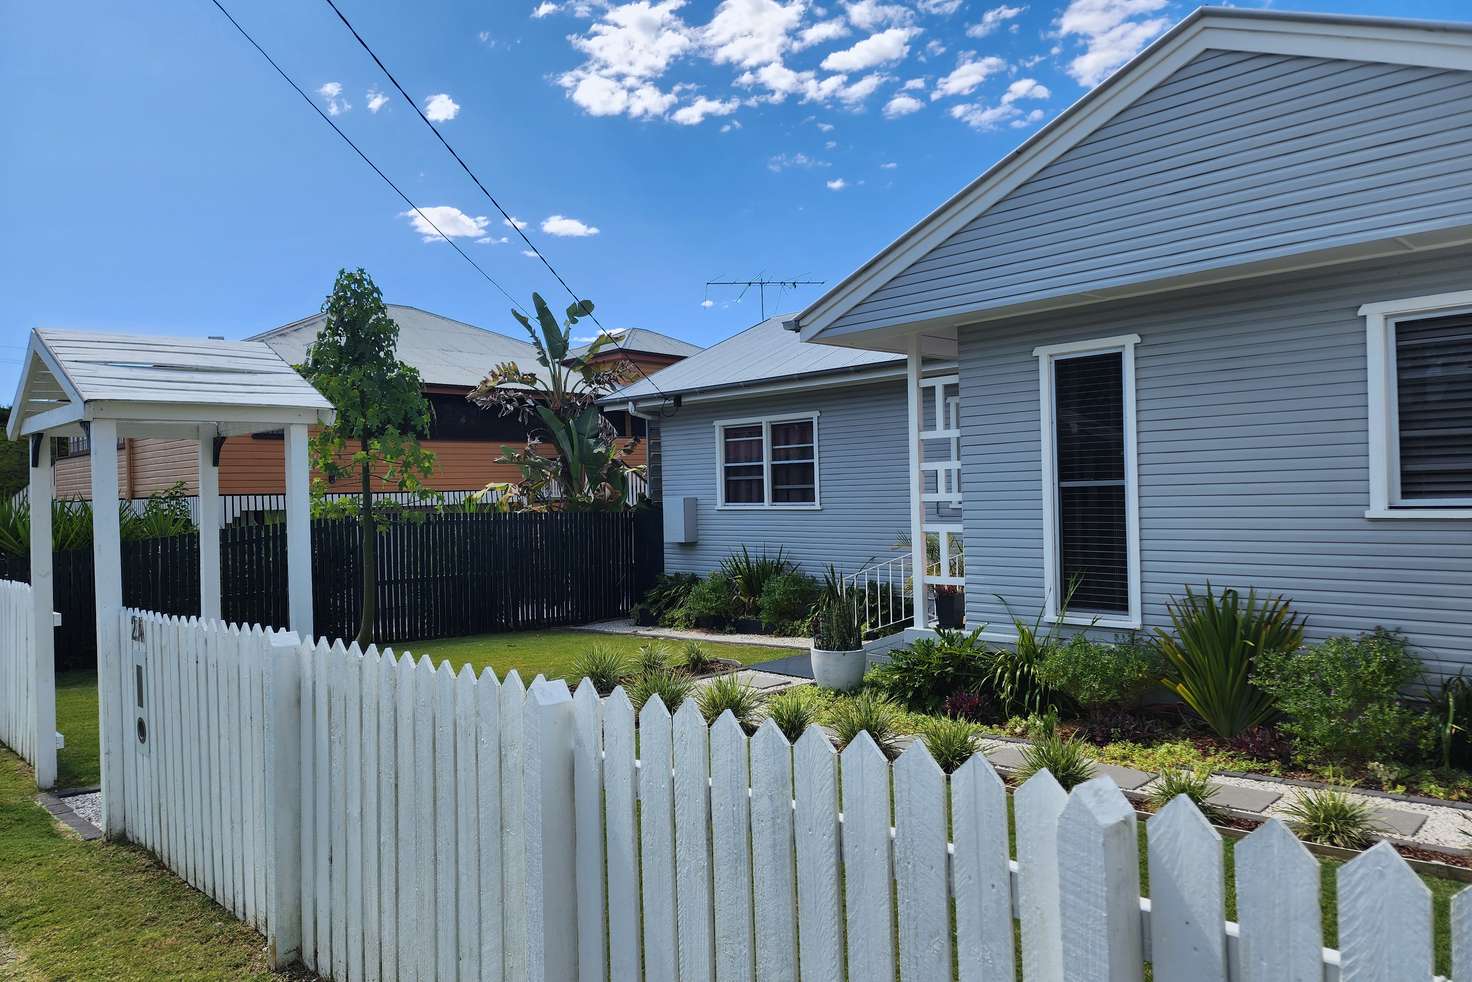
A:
[7,332,86,440]
[795,9,1472,341]
[620,358,960,411]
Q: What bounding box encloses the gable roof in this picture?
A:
[571,328,702,360]
[250,303,543,388]
[7,329,335,439]
[607,313,901,405]
[796,7,1472,346]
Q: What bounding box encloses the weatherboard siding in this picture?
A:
[659,381,912,578]
[958,245,1472,682]
[831,50,1472,335]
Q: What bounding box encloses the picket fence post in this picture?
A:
[523,678,578,982]
[1057,776,1143,982]
[264,630,304,968]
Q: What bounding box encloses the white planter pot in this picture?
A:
[810,645,867,691]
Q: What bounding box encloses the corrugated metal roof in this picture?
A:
[249,304,544,388]
[608,314,901,402]
[571,328,703,359]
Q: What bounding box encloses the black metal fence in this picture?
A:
[0,508,664,670]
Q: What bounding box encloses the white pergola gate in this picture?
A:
[4,328,333,800]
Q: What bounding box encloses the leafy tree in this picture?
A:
[0,408,29,499]
[297,269,434,646]
[468,293,641,510]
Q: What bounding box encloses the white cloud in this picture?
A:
[816,121,834,131]
[967,4,1025,37]
[901,76,925,90]
[720,119,743,131]
[704,0,806,69]
[400,206,490,242]
[931,53,1006,99]
[924,38,946,57]
[915,0,963,15]
[522,250,539,257]
[532,1,561,16]
[767,151,830,171]
[424,93,460,121]
[820,27,915,72]
[843,0,913,31]
[556,0,694,119]
[1056,0,1169,86]
[565,73,679,117]
[826,177,847,190]
[949,75,1050,129]
[672,96,741,124]
[794,17,850,49]
[476,235,510,244]
[366,89,389,113]
[701,298,716,308]
[505,216,529,230]
[880,160,898,168]
[542,214,601,236]
[317,81,350,115]
[883,92,923,117]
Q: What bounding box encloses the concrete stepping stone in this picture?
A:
[986,742,1028,770]
[1095,762,1153,791]
[1205,781,1282,814]
[1370,804,1427,838]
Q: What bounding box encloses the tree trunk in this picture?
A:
[356,445,375,647]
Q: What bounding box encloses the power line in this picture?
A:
[317,0,671,406]
[205,0,529,318]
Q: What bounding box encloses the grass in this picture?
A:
[56,672,100,789]
[0,750,296,980]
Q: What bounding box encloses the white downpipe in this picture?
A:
[283,423,312,641]
[905,338,926,630]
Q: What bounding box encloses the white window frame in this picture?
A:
[714,412,821,510]
[1361,290,1472,520]
[1034,334,1142,630]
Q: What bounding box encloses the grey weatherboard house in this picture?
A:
[616,7,1472,680]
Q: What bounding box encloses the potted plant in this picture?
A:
[811,566,867,691]
[934,584,965,629]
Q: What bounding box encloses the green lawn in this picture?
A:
[56,673,100,790]
[0,750,297,980]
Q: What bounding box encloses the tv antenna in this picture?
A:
[705,276,825,320]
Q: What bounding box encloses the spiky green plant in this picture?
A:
[1281,786,1381,849]
[765,687,822,742]
[1155,583,1306,739]
[696,674,764,731]
[920,717,983,773]
[628,668,695,714]
[827,690,903,759]
[1147,768,1224,823]
[719,546,795,616]
[1016,733,1096,790]
[636,641,671,677]
[813,564,863,651]
[681,640,718,676]
[569,645,631,695]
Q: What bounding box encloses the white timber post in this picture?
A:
[524,679,578,982]
[197,428,222,621]
[90,418,125,835]
[905,335,927,629]
[28,433,57,789]
[264,629,304,968]
[1058,777,1144,982]
[283,423,312,640]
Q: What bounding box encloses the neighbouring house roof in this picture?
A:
[795,7,1472,347]
[606,314,901,406]
[6,329,336,440]
[249,304,544,388]
[570,328,702,360]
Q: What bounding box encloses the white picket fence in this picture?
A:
[108,607,1472,982]
[0,578,56,784]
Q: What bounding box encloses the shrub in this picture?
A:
[1156,583,1306,739]
[1282,785,1381,849]
[1076,707,1163,747]
[812,565,863,652]
[1017,733,1096,790]
[827,690,903,759]
[569,645,630,695]
[1147,768,1224,823]
[757,570,819,632]
[720,546,795,616]
[629,668,695,714]
[867,627,990,713]
[1038,635,1164,711]
[1226,724,1292,764]
[680,640,719,676]
[942,689,995,723]
[641,573,701,626]
[681,573,738,625]
[766,687,822,742]
[1254,628,1421,765]
[636,642,671,676]
[921,717,983,773]
[697,674,764,731]
[987,603,1070,719]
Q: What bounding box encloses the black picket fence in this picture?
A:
[0,508,664,671]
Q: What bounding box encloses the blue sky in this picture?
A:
[1,0,1466,396]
